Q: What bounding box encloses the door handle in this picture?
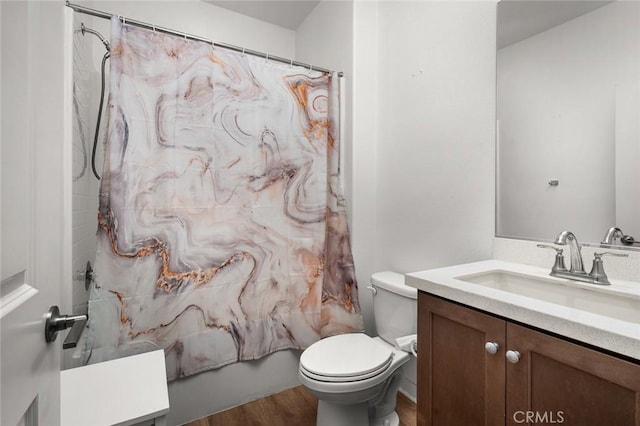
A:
[45,305,87,343]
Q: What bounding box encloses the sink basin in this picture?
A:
[456,270,640,324]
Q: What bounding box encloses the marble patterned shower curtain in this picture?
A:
[83,18,363,380]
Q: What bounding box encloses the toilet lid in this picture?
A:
[300,333,393,380]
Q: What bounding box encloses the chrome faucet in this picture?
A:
[554,231,585,273]
[601,227,623,245]
[538,231,629,285]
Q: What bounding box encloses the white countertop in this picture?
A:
[61,350,169,426]
[406,260,640,360]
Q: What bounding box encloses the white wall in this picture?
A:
[374,1,496,273]
[372,1,496,397]
[68,2,300,424]
[497,2,640,243]
[351,0,381,335]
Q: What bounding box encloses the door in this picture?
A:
[417,292,506,426]
[1,2,69,425]
[506,323,640,426]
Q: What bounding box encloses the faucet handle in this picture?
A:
[589,252,629,285]
[537,244,563,254]
[537,244,567,273]
[593,251,629,259]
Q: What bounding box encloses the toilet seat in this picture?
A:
[300,358,392,383]
[300,333,393,383]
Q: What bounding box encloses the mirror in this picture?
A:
[496,0,640,247]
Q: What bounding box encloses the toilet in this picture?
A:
[299,271,417,426]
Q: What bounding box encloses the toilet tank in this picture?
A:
[371,271,417,345]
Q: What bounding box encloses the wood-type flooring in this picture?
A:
[185,385,416,426]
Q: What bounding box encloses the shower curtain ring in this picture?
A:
[265,53,269,63]
[122,16,126,25]
[152,24,156,33]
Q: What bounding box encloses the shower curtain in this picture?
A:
[83,18,363,380]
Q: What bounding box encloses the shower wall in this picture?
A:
[66,10,103,370]
[71,11,100,318]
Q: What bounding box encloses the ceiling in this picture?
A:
[497,0,613,49]
[205,0,320,30]
[205,0,613,47]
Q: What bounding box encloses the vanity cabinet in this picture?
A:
[417,292,640,426]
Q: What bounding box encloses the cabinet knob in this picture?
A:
[506,350,521,364]
[485,342,499,355]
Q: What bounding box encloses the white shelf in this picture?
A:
[61,350,169,426]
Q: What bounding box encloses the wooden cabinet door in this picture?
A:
[506,323,640,426]
[418,293,506,426]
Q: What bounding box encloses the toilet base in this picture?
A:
[371,411,400,426]
[315,401,401,426]
[317,400,369,426]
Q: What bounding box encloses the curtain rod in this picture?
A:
[65,1,343,77]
